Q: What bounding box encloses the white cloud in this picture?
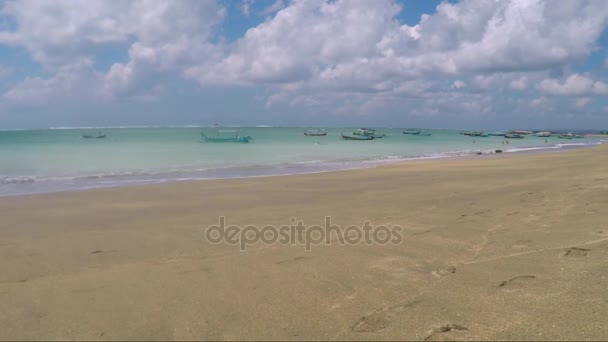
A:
[0,0,225,103]
[260,0,285,17]
[2,59,101,106]
[241,0,255,17]
[575,97,591,107]
[530,97,547,108]
[1,0,608,125]
[539,74,608,96]
[0,0,225,68]
[186,0,608,111]
[509,76,528,90]
[451,80,466,89]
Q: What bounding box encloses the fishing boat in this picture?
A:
[488,132,505,136]
[341,133,374,140]
[403,129,421,135]
[418,132,432,136]
[81,132,106,139]
[201,129,252,143]
[509,130,533,135]
[504,134,524,139]
[304,129,327,136]
[353,128,376,136]
[534,131,552,137]
[558,134,573,139]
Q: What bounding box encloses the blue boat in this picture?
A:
[342,133,374,140]
[403,129,421,135]
[201,129,252,143]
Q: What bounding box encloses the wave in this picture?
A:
[1,140,604,196]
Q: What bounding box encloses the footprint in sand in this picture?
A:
[424,323,468,341]
[352,300,420,333]
[564,247,590,257]
[431,265,456,278]
[498,275,536,289]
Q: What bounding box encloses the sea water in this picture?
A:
[0,127,603,196]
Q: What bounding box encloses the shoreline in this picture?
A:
[1,143,608,340]
[1,140,602,198]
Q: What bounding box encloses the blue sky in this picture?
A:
[0,0,607,130]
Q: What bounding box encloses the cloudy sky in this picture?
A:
[0,0,607,130]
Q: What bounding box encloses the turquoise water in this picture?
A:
[0,127,603,196]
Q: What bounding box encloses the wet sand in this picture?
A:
[1,145,608,340]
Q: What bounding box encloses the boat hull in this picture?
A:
[341,134,374,140]
[203,137,252,143]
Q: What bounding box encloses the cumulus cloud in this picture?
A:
[1,0,608,125]
[0,0,225,103]
[451,80,466,89]
[182,0,608,116]
[539,74,608,96]
[509,76,528,90]
[575,97,591,107]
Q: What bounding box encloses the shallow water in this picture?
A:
[0,127,603,196]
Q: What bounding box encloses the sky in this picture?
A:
[0,0,608,130]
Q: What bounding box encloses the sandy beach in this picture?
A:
[1,145,608,340]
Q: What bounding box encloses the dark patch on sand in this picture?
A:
[564,247,590,257]
[277,256,307,264]
[424,323,468,341]
[498,275,536,288]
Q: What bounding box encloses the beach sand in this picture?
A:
[1,146,608,340]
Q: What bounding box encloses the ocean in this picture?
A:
[0,127,604,196]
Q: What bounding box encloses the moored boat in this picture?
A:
[304,129,327,136]
[81,132,106,139]
[201,129,252,143]
[504,134,524,139]
[488,132,505,136]
[353,128,376,136]
[535,131,552,137]
[341,133,374,140]
[403,129,421,135]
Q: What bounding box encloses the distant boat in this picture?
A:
[535,131,552,137]
[304,129,327,136]
[353,128,376,136]
[418,132,432,136]
[372,133,386,138]
[504,134,524,139]
[509,130,533,135]
[403,129,421,135]
[488,132,505,136]
[201,129,252,143]
[462,131,484,136]
[558,134,573,139]
[81,132,106,139]
[341,133,374,140]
